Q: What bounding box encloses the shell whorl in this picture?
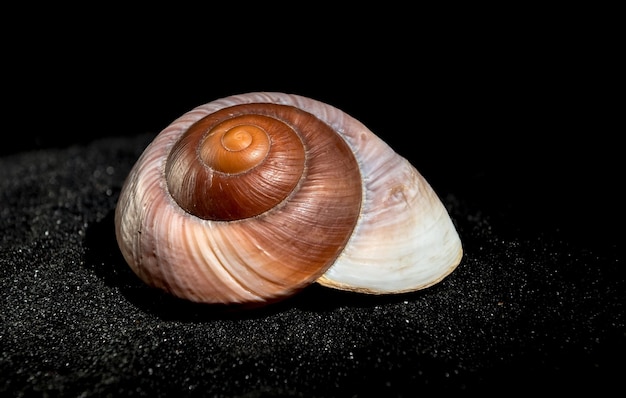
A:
[165,104,313,221]
[114,92,464,306]
[115,95,364,304]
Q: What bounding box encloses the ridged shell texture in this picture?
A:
[114,92,463,306]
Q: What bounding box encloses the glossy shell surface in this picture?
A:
[114,92,463,305]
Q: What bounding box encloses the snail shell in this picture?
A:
[114,92,463,305]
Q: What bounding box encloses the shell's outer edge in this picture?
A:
[307,102,464,293]
[114,92,364,304]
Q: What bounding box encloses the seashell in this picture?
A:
[114,92,463,306]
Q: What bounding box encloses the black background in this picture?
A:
[4,7,617,245]
[2,5,621,397]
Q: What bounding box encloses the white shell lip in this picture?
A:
[316,155,463,294]
[115,91,463,304]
